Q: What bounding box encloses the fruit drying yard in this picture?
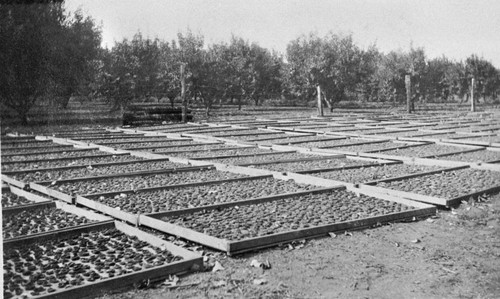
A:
[2,108,500,298]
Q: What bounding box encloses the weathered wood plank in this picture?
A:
[123,141,221,150]
[2,201,56,217]
[1,157,172,175]
[190,150,296,160]
[114,221,201,260]
[227,207,436,255]
[55,201,112,222]
[76,195,139,225]
[235,155,345,167]
[29,182,74,203]
[1,147,96,157]
[1,174,27,188]
[82,175,271,198]
[3,221,115,250]
[1,152,130,165]
[35,165,214,185]
[357,184,449,206]
[297,160,403,175]
[363,165,470,185]
[139,215,229,252]
[146,187,343,219]
[9,185,52,203]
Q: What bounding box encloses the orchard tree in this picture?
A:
[177,30,205,103]
[246,45,283,106]
[97,42,139,112]
[0,2,101,124]
[54,9,102,108]
[286,32,369,109]
[374,47,426,103]
[196,45,227,116]
[465,55,500,102]
[157,41,181,107]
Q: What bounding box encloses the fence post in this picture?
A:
[405,74,412,113]
[471,78,475,112]
[317,85,324,116]
[180,63,187,122]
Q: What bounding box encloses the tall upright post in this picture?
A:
[471,78,475,112]
[180,63,187,122]
[317,85,324,116]
[405,74,412,113]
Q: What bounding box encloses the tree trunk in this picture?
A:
[238,97,242,111]
[60,96,71,109]
[19,110,29,126]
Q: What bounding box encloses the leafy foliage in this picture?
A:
[2,10,500,126]
[0,3,101,124]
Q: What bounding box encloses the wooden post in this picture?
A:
[471,78,475,112]
[180,63,187,122]
[317,85,324,116]
[405,74,412,113]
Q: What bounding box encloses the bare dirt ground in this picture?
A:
[99,192,500,299]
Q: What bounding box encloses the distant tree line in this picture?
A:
[1,2,500,124]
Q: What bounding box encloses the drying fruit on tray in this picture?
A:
[3,228,183,298]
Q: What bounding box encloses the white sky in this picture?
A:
[65,0,500,67]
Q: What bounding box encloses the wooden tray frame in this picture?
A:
[139,187,435,255]
[3,220,202,299]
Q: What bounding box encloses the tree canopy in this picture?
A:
[0,3,101,124]
[1,5,500,125]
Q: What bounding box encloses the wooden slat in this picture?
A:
[296,161,402,174]
[29,182,74,203]
[114,221,200,259]
[3,221,115,249]
[76,195,139,225]
[139,215,229,252]
[1,139,52,145]
[227,207,436,255]
[9,185,52,203]
[212,130,280,137]
[99,137,193,146]
[235,155,345,166]
[2,201,56,217]
[156,145,256,155]
[36,165,213,185]
[246,133,310,142]
[1,174,27,188]
[146,187,343,218]
[83,175,271,198]
[357,184,450,206]
[268,144,344,157]
[363,142,430,153]
[55,201,112,222]
[346,185,435,209]
[316,138,390,149]
[1,152,130,165]
[190,150,296,160]
[123,141,220,150]
[363,165,470,185]
[448,185,500,206]
[420,147,485,159]
[1,147,96,157]
[271,137,347,146]
[1,157,172,175]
